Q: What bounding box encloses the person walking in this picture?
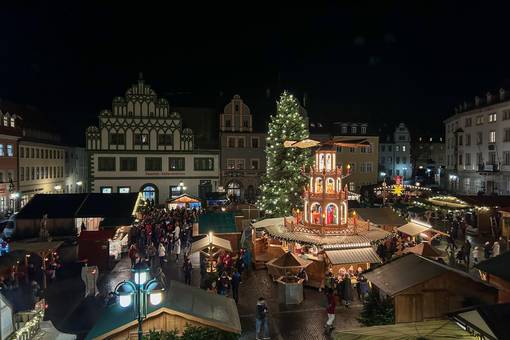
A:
[231,269,241,304]
[147,242,157,267]
[484,241,492,259]
[128,244,138,267]
[255,297,269,340]
[183,257,193,285]
[493,239,501,257]
[341,274,353,308]
[158,242,166,266]
[173,236,181,262]
[324,288,336,334]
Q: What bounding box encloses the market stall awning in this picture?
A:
[252,217,293,229]
[198,212,237,234]
[397,221,431,237]
[353,208,406,227]
[325,247,381,265]
[449,303,510,340]
[166,194,201,204]
[190,234,232,254]
[333,320,477,340]
[403,242,444,258]
[9,241,63,255]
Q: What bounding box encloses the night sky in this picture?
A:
[2,2,510,145]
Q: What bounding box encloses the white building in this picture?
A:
[86,75,220,204]
[445,89,510,194]
[378,123,412,181]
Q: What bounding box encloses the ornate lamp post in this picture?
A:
[114,262,164,340]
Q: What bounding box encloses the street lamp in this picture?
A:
[114,262,164,340]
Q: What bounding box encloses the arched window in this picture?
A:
[326,178,335,194]
[140,183,158,204]
[315,178,323,194]
[326,203,338,225]
[310,202,322,224]
[227,181,241,198]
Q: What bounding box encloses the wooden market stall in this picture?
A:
[364,254,498,323]
[190,234,232,273]
[475,252,510,303]
[266,251,311,279]
[397,219,448,241]
[353,207,407,232]
[85,280,241,340]
[166,194,201,210]
[403,242,445,259]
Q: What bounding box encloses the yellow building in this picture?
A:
[333,122,379,192]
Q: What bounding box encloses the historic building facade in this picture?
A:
[64,146,88,193]
[445,89,510,194]
[219,95,266,202]
[412,136,445,187]
[378,123,412,181]
[86,76,219,204]
[333,122,379,192]
[0,107,22,214]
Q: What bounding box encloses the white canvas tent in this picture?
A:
[0,293,14,340]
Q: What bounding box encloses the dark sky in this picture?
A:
[2,2,510,145]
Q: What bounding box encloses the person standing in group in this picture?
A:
[493,239,501,257]
[147,242,157,267]
[231,269,241,304]
[128,243,138,268]
[484,241,492,259]
[173,236,181,262]
[255,297,269,340]
[341,274,353,308]
[183,256,193,285]
[472,246,481,266]
[158,242,166,266]
[324,288,336,334]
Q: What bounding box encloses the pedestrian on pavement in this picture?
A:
[255,297,269,340]
[147,242,157,267]
[128,244,138,267]
[324,288,336,333]
[341,274,353,308]
[472,246,481,266]
[484,241,492,259]
[173,237,181,262]
[231,269,241,304]
[217,271,230,295]
[158,242,167,266]
[183,256,193,285]
[492,239,500,257]
[499,236,507,253]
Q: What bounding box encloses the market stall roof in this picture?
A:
[449,303,510,340]
[353,208,406,227]
[325,247,381,265]
[198,212,237,234]
[9,241,63,255]
[267,252,311,269]
[252,217,293,229]
[364,254,495,297]
[39,321,77,340]
[264,224,371,249]
[475,251,510,282]
[456,195,510,208]
[190,234,232,254]
[403,242,444,258]
[85,280,241,339]
[166,193,201,204]
[364,227,391,242]
[333,320,477,340]
[397,220,435,237]
[16,193,140,219]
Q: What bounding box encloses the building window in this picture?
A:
[505,129,510,143]
[466,134,471,146]
[402,157,407,164]
[169,157,185,171]
[45,167,48,178]
[477,132,483,145]
[398,135,406,141]
[465,117,472,127]
[348,182,356,191]
[458,154,463,166]
[30,148,34,158]
[45,149,48,158]
[0,145,4,157]
[120,157,137,171]
[6,145,13,157]
[458,135,463,146]
[351,126,357,134]
[170,185,182,198]
[20,147,24,158]
[49,167,52,178]
[98,157,116,171]
[504,152,510,166]
[2,116,7,126]
[349,147,355,153]
[361,126,367,134]
[396,157,400,164]
[145,157,162,171]
[134,133,149,145]
[489,152,496,165]
[395,145,400,152]
[0,172,3,183]
[227,137,236,148]
[476,115,484,125]
[157,133,173,146]
[243,120,249,128]
[489,113,497,122]
[118,186,130,193]
[25,167,29,181]
[235,104,239,112]
[194,157,214,171]
[110,133,125,146]
[100,186,113,194]
[36,167,40,180]
[381,156,386,163]
[36,149,40,158]
[381,145,385,152]
[251,138,259,148]
[341,126,347,134]
[227,159,236,169]
[402,145,406,152]
[225,119,231,128]
[237,138,245,148]
[9,117,14,127]
[465,153,471,166]
[490,131,496,143]
[504,110,510,121]
[20,167,24,182]
[251,159,260,170]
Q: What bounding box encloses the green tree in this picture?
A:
[358,290,395,326]
[257,91,310,217]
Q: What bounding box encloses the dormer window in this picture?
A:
[341,126,347,134]
[351,126,357,134]
[10,118,15,127]
[3,116,7,126]
[361,126,366,134]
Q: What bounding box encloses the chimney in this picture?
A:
[487,92,493,104]
[500,88,506,101]
[475,96,480,106]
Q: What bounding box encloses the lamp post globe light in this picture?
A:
[114,262,164,340]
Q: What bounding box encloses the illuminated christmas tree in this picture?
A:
[258,91,310,217]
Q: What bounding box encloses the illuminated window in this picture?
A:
[7,145,13,157]
[0,144,4,156]
[490,131,496,143]
[3,116,7,126]
[10,117,14,127]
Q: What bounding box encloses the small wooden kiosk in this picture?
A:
[190,233,232,273]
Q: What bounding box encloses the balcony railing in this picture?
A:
[478,163,499,172]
